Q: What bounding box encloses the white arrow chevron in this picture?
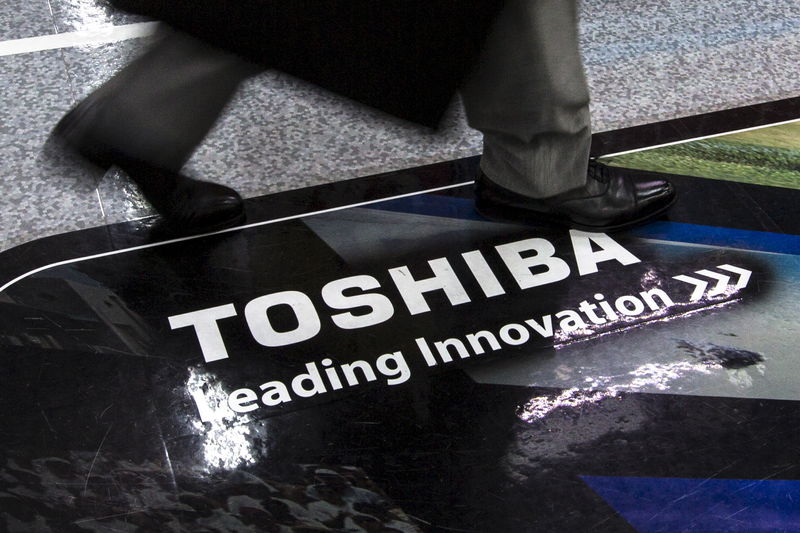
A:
[695,269,731,296]
[718,264,751,288]
[673,264,752,301]
[673,275,708,301]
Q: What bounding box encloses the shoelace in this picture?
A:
[587,159,611,184]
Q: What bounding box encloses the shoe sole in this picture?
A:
[475,193,677,233]
[152,209,248,238]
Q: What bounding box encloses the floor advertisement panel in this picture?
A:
[1,111,799,532]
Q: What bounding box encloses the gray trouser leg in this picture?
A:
[83,26,261,171]
[460,0,591,198]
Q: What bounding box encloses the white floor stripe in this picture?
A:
[5,113,800,292]
[0,22,158,57]
[601,118,800,158]
[0,180,475,293]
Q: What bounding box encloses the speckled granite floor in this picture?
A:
[0,0,798,250]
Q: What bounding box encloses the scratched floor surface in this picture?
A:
[1,1,800,532]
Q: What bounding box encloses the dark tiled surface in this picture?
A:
[58,34,152,102]
[580,0,800,130]
[0,0,54,41]
[0,50,104,250]
[48,0,151,33]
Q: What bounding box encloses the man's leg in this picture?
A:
[461,0,591,198]
[54,26,262,232]
[461,0,675,231]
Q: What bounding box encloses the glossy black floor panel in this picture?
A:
[1,102,800,532]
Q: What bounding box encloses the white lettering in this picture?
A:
[245,291,321,347]
[375,352,411,385]
[321,275,395,329]
[168,303,237,363]
[496,238,571,289]
[570,230,640,275]
[499,323,530,345]
[389,258,470,315]
[462,250,506,297]
[228,388,259,413]
[290,362,327,398]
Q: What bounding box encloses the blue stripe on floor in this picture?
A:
[581,475,800,533]
[370,192,485,221]
[368,194,800,255]
[630,221,800,255]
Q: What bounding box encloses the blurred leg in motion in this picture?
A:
[54,27,263,233]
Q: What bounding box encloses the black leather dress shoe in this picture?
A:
[475,160,676,232]
[53,100,246,234]
[120,161,246,234]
